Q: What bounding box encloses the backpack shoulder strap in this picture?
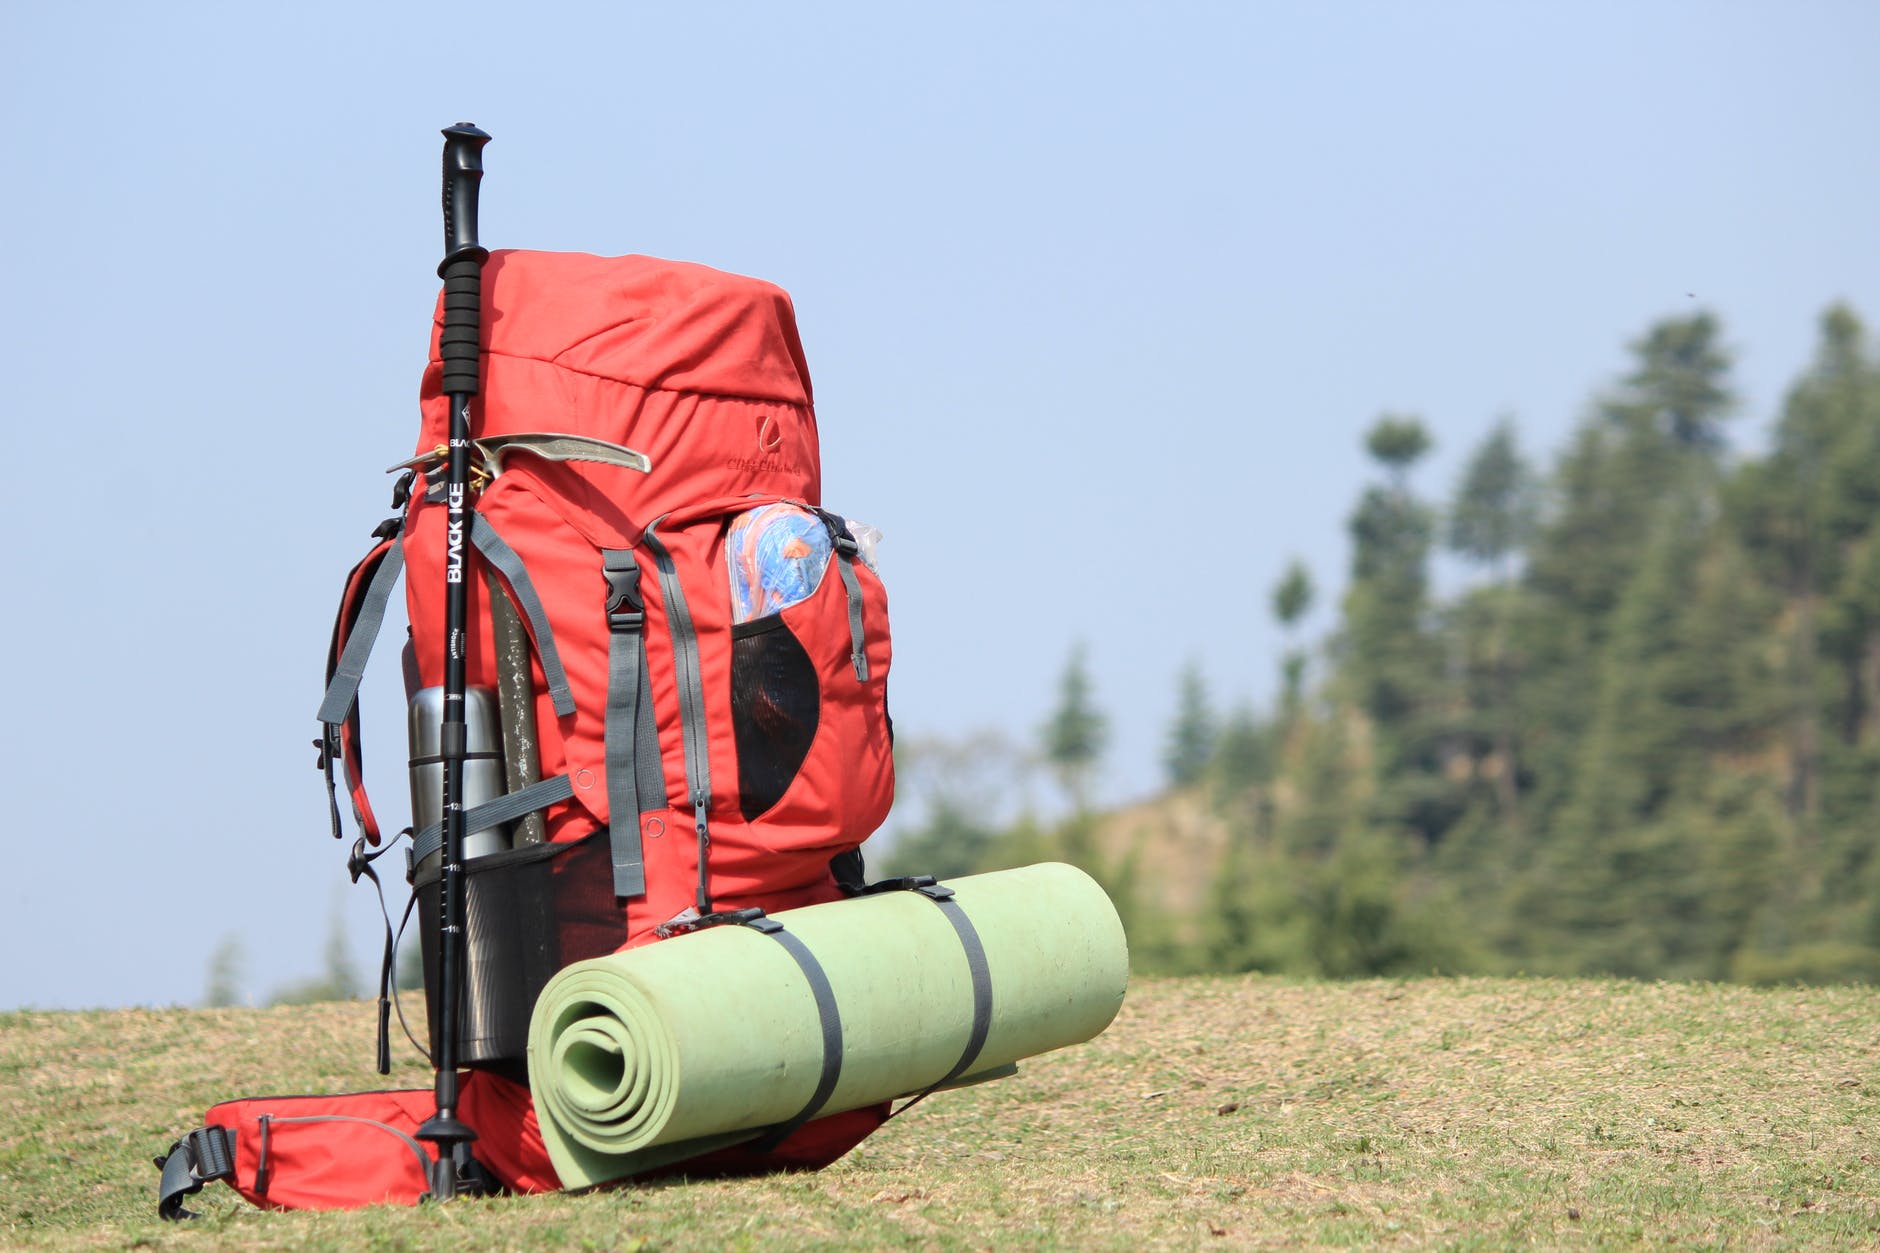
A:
[316,525,406,844]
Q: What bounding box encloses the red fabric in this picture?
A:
[419,250,821,524]
[199,1072,887,1208]
[203,1090,439,1211]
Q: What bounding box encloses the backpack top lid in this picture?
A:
[416,250,822,517]
[426,250,814,406]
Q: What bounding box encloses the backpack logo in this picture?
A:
[757,414,784,452]
[730,413,798,476]
[445,481,465,584]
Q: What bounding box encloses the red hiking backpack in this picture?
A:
[159,251,897,1216]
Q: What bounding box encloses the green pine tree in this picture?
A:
[1042,643,1108,813]
[1163,660,1218,788]
[1271,559,1315,717]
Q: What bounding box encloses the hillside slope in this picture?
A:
[4,976,1877,1249]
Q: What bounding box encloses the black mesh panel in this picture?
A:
[731,618,820,821]
[415,828,627,1075]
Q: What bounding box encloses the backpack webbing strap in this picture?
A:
[154,1125,235,1220]
[814,510,869,681]
[317,534,406,843]
[471,515,575,716]
[912,883,994,1089]
[407,772,575,870]
[347,833,405,1074]
[601,550,660,898]
[865,879,995,1117]
[642,521,715,914]
[737,913,845,1154]
[318,727,345,844]
[318,540,406,727]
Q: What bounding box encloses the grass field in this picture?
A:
[3,975,1877,1250]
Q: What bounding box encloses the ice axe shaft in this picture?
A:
[486,571,545,845]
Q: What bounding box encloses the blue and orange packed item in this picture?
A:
[726,504,834,623]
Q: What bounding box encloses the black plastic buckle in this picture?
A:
[811,507,858,554]
[861,875,937,895]
[188,1126,234,1179]
[155,1126,235,1221]
[655,905,769,939]
[603,562,644,631]
[860,875,957,904]
[371,515,403,541]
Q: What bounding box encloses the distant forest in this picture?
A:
[886,304,1880,986]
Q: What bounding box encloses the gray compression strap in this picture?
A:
[876,881,994,1121]
[815,511,868,681]
[409,773,574,869]
[471,515,575,716]
[601,550,659,898]
[642,521,715,913]
[834,543,868,681]
[915,883,994,1090]
[317,541,405,726]
[742,915,844,1152]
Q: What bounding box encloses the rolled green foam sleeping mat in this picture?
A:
[527,861,1129,1188]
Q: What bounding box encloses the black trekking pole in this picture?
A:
[415,120,492,1202]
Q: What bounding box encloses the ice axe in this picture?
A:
[415,120,492,1202]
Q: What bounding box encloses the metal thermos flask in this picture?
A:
[408,685,509,873]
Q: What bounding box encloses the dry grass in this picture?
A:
[3,976,1878,1250]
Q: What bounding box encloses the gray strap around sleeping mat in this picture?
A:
[862,879,995,1120]
[915,884,995,1090]
[743,915,845,1152]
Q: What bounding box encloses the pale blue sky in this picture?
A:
[4,1,1877,1010]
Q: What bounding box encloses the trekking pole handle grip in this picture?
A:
[439,123,491,272]
[438,123,492,397]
